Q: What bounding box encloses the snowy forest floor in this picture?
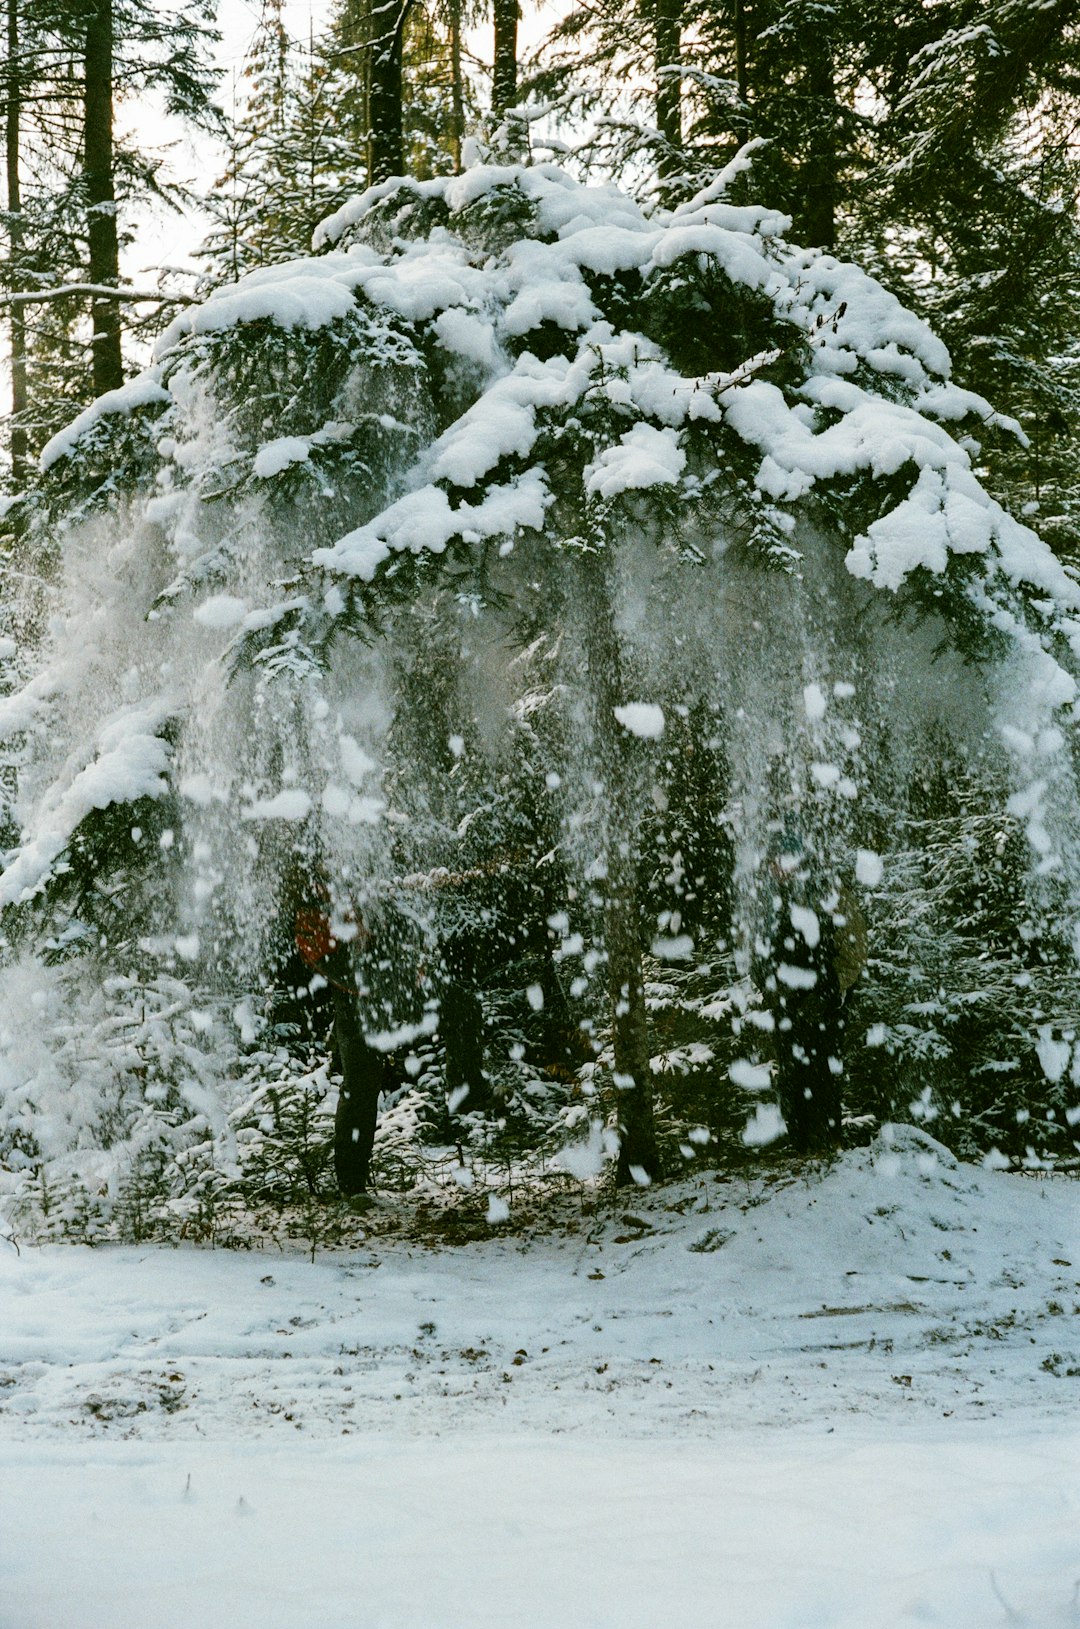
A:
[2,1129,1080,1627]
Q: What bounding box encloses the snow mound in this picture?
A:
[873,1122,961,1173]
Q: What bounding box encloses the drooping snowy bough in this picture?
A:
[3,151,1080,1224]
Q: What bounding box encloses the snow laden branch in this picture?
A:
[1,284,196,308]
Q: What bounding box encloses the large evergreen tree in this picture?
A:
[3,148,1080,1226]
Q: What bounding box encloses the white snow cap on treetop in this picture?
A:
[47,152,1080,655]
[309,158,1080,626]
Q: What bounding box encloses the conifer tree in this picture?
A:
[6,146,1080,1211]
[862,0,1080,543]
[341,0,474,185]
[202,3,363,280]
[201,0,470,288]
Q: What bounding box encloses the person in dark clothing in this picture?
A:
[295,898,388,1197]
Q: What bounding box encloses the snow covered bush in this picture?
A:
[3,144,1080,1229]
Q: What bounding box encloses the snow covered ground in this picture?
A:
[2,1129,1079,1627]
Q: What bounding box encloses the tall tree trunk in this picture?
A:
[734,0,748,104]
[803,28,837,249]
[84,0,123,394]
[575,546,661,1186]
[441,980,492,1111]
[367,0,411,185]
[449,0,464,170]
[305,20,320,247]
[655,0,682,174]
[4,0,28,494]
[492,0,518,113]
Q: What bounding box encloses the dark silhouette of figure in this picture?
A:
[295,899,387,1196]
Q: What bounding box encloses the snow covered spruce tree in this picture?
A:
[3,144,1080,1226]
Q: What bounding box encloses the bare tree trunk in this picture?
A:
[367,0,412,185]
[575,546,661,1186]
[734,0,748,104]
[449,0,464,171]
[4,0,28,494]
[305,20,321,247]
[492,0,518,113]
[84,0,123,394]
[655,0,682,175]
[803,27,837,249]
